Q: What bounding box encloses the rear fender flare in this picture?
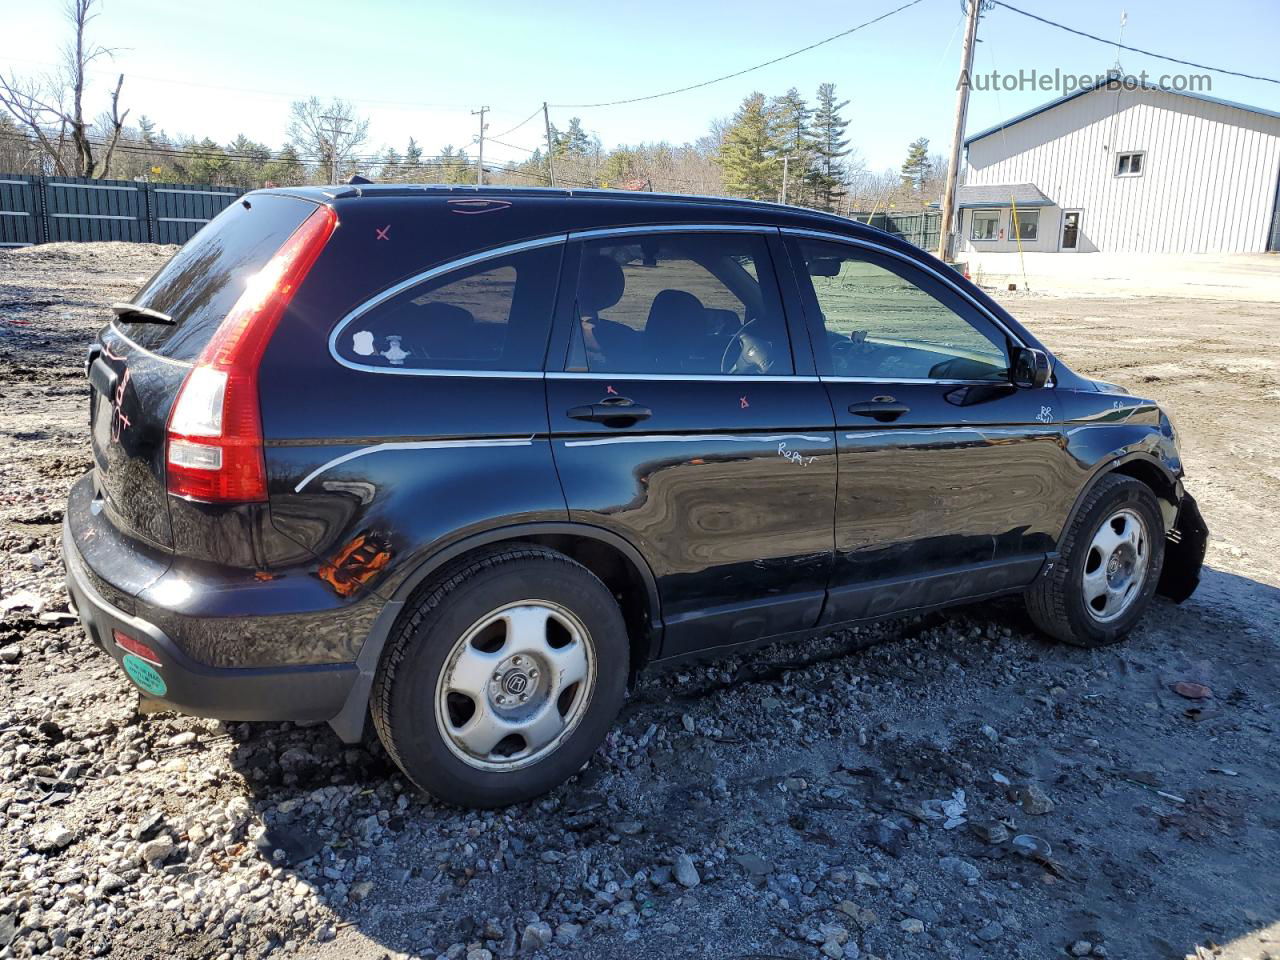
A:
[329,521,663,743]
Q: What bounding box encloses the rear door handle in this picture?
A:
[567,400,652,425]
[849,400,910,422]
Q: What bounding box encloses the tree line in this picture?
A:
[0,1,948,214]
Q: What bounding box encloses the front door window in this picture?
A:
[791,238,1009,382]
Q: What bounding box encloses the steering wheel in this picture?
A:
[720,319,774,375]
[829,330,875,370]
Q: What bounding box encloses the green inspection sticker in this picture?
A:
[121,653,167,697]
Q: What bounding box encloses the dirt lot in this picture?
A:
[1,243,1278,960]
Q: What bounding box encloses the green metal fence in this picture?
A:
[0,174,243,247]
[0,175,42,247]
[853,211,942,253]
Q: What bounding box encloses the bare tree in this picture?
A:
[286,98,370,183]
[0,0,129,177]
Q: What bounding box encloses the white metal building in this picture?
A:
[955,80,1280,255]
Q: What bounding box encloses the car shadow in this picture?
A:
[223,563,1280,959]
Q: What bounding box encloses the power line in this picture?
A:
[0,133,578,185]
[488,106,543,141]
[548,0,925,108]
[0,130,689,190]
[992,1,1280,85]
[0,131,488,168]
[487,137,537,154]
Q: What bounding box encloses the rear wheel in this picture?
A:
[371,545,628,808]
[1026,474,1165,647]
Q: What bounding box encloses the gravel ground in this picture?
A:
[1,243,1278,960]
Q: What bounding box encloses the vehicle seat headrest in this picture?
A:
[578,255,625,316]
[645,289,706,357]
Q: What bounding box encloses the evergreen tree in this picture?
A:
[901,137,931,193]
[132,115,163,180]
[137,115,158,147]
[183,137,229,184]
[260,144,305,186]
[403,137,423,180]
[809,83,851,211]
[378,147,402,181]
[227,134,270,187]
[553,117,593,158]
[772,87,812,204]
[717,92,782,201]
[437,144,474,184]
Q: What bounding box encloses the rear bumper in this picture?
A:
[62,518,358,725]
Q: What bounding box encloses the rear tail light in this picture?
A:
[166,205,337,502]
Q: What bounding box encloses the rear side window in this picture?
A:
[570,232,793,376]
[334,243,562,372]
[118,193,317,361]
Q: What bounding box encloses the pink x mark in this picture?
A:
[375,225,391,240]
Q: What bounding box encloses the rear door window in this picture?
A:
[569,232,793,376]
[334,243,563,372]
[117,193,318,361]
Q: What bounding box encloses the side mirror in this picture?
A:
[1010,347,1052,389]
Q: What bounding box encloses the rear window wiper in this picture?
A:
[111,302,175,325]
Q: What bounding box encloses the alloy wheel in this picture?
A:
[435,600,596,771]
[1081,507,1150,622]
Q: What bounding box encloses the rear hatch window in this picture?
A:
[116,193,318,361]
[89,192,318,551]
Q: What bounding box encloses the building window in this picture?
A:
[971,209,1000,241]
[1115,151,1144,177]
[1012,209,1039,241]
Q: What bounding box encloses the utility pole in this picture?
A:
[472,106,489,186]
[319,114,349,184]
[781,156,790,205]
[937,0,982,261]
[542,102,556,187]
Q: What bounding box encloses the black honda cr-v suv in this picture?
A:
[63,185,1206,807]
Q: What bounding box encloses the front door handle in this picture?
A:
[567,399,652,425]
[849,400,910,422]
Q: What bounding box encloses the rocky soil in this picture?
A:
[1,243,1278,960]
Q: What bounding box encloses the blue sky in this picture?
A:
[2,0,1277,173]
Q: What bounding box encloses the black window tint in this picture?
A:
[792,239,1009,381]
[573,233,792,376]
[120,194,316,361]
[336,244,562,372]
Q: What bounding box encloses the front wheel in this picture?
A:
[1026,474,1166,647]
[371,545,628,808]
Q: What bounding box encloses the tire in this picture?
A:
[1026,474,1166,647]
[371,544,628,808]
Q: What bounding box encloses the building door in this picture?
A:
[1061,210,1082,251]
